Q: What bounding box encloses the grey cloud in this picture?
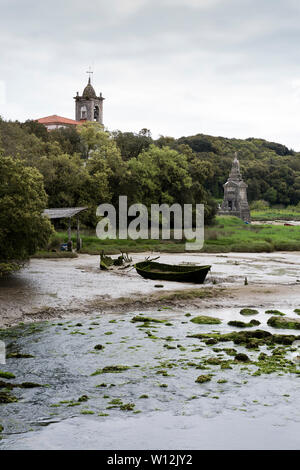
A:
[1,0,300,148]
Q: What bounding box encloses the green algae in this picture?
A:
[0,380,15,389]
[139,394,149,399]
[195,374,212,383]
[19,382,41,388]
[108,398,123,405]
[265,310,285,316]
[223,348,237,356]
[205,338,218,345]
[190,315,221,325]
[188,329,300,348]
[267,316,300,329]
[240,308,259,316]
[131,316,165,324]
[234,353,250,362]
[78,395,89,402]
[228,320,260,328]
[145,331,159,340]
[120,403,135,411]
[0,371,15,379]
[80,410,94,415]
[6,352,34,359]
[0,392,18,403]
[91,365,130,375]
[205,357,223,365]
[156,370,170,376]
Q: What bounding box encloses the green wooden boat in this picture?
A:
[135,261,211,283]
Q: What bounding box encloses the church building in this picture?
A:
[37,74,105,130]
[74,76,105,124]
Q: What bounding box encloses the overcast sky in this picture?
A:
[1,0,300,149]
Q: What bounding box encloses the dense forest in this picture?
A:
[2,118,300,213]
[2,118,300,212]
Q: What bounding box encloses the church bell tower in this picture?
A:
[74,71,105,124]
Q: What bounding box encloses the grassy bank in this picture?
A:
[251,208,300,221]
[31,251,78,259]
[44,216,300,255]
[203,216,300,252]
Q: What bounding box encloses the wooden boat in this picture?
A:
[135,261,211,283]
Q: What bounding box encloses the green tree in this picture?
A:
[112,129,153,160]
[125,145,192,207]
[0,155,53,274]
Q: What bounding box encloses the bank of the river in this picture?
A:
[251,208,300,221]
[45,216,300,256]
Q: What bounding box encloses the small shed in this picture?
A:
[43,207,88,250]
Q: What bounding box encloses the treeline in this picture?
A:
[155,134,300,206]
[1,117,300,231]
[0,119,217,228]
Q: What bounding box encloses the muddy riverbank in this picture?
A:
[1,252,300,328]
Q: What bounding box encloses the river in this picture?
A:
[1,252,300,449]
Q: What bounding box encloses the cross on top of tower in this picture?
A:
[86,67,93,84]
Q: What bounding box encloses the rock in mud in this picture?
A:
[0,392,18,403]
[267,316,300,330]
[240,308,259,316]
[265,310,285,316]
[195,374,212,383]
[190,315,221,325]
[234,353,250,362]
[228,320,260,328]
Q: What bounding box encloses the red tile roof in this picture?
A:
[37,115,82,125]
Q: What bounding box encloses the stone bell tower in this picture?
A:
[74,72,105,124]
[219,152,251,223]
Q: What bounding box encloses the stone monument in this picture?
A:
[218,152,251,223]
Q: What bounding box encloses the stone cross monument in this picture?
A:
[218,152,251,223]
[74,71,105,124]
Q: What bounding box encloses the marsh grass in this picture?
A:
[251,207,300,221]
[48,216,300,255]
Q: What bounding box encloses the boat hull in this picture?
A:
[135,261,211,284]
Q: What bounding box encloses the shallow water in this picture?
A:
[1,305,300,449]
